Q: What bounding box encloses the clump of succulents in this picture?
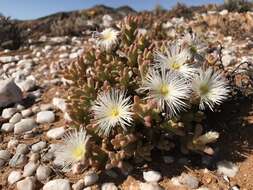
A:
[61,16,230,172]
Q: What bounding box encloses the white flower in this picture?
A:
[91,89,133,136]
[55,128,90,168]
[181,33,206,54]
[154,43,196,78]
[139,68,190,116]
[192,68,229,111]
[194,131,219,145]
[95,28,119,50]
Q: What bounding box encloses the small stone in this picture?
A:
[1,123,15,132]
[23,162,38,177]
[9,113,22,124]
[179,173,199,189]
[8,170,22,184]
[16,144,29,154]
[101,183,118,190]
[222,54,236,67]
[36,111,55,124]
[0,150,12,161]
[14,118,37,134]
[43,179,71,190]
[72,179,84,190]
[52,98,67,112]
[139,183,164,190]
[143,170,162,183]
[217,160,238,177]
[46,127,65,139]
[21,109,33,117]
[0,56,18,63]
[29,153,40,162]
[219,9,228,15]
[72,163,84,174]
[31,141,46,153]
[9,153,27,167]
[102,14,113,27]
[8,139,19,149]
[15,104,25,111]
[36,165,52,182]
[32,106,40,113]
[42,152,54,162]
[83,188,92,190]
[17,177,35,190]
[2,108,18,119]
[84,172,99,186]
[69,52,78,59]
[230,186,240,190]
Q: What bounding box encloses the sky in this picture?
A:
[0,0,224,20]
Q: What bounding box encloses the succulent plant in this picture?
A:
[62,15,233,172]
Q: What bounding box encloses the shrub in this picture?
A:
[0,15,22,50]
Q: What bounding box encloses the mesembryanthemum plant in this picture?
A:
[61,16,230,172]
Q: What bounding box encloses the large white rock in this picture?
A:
[14,118,37,134]
[0,79,23,108]
[36,111,55,124]
[46,127,65,139]
[43,179,71,190]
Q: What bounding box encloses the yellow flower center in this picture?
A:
[199,84,209,95]
[170,61,181,70]
[110,107,120,117]
[159,84,169,96]
[102,32,113,41]
[72,145,86,161]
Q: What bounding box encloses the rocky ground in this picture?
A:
[1,6,253,190]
